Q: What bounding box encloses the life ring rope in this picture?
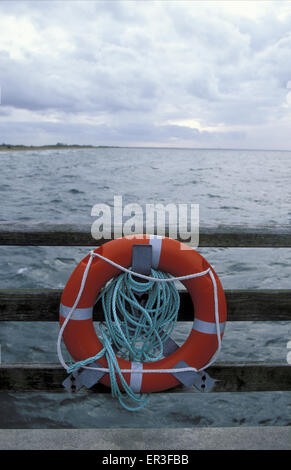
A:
[57,249,222,376]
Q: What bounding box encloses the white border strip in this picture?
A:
[193,318,226,335]
[130,362,143,392]
[149,235,162,269]
[60,304,93,320]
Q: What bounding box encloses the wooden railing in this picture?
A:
[1,222,291,247]
[0,222,291,394]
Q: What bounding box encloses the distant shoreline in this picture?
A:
[0,144,119,152]
[0,144,290,152]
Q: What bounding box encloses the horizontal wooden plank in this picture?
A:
[1,223,291,247]
[0,289,290,321]
[0,362,289,393]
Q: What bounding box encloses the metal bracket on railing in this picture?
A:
[62,361,106,392]
[132,244,152,276]
[131,243,153,309]
[162,336,179,356]
[172,360,215,392]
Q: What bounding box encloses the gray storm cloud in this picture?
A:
[0,1,290,149]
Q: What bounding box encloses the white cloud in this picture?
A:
[0,0,291,148]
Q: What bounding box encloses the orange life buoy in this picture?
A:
[59,235,227,393]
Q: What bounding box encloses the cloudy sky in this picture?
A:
[0,0,291,149]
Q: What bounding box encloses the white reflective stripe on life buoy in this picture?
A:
[149,235,162,269]
[60,303,93,320]
[193,318,226,335]
[130,362,143,393]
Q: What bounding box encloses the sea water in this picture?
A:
[0,147,290,428]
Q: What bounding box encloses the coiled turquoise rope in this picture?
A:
[68,268,180,411]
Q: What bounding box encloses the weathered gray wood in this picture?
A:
[0,289,290,321]
[1,222,291,247]
[1,427,291,450]
[0,362,289,392]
